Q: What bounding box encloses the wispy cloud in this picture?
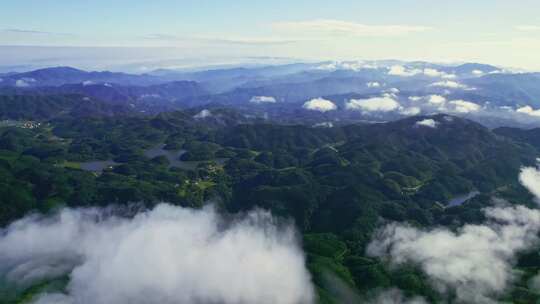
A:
[515,25,540,32]
[3,28,74,36]
[142,34,297,46]
[272,19,432,37]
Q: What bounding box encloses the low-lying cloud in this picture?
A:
[519,165,540,202]
[0,204,314,304]
[193,109,212,119]
[430,80,469,90]
[428,95,446,105]
[15,77,36,88]
[367,164,540,303]
[368,288,428,304]
[516,106,540,117]
[400,106,421,116]
[368,205,540,303]
[448,100,481,113]
[303,97,337,112]
[388,66,455,79]
[423,68,456,79]
[415,118,438,128]
[388,65,421,77]
[250,96,277,104]
[345,96,400,113]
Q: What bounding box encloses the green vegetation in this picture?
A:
[2,112,540,303]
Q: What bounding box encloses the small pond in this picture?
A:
[78,145,228,173]
[143,144,228,171]
[79,160,119,173]
[447,191,480,207]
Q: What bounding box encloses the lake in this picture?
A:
[79,160,119,173]
[143,144,228,170]
[78,145,228,173]
[447,191,480,207]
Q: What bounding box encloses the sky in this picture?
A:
[1,0,540,71]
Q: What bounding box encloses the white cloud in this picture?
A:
[448,100,481,113]
[423,68,443,77]
[381,88,400,99]
[408,96,422,102]
[193,109,212,119]
[428,95,446,105]
[367,82,381,88]
[415,118,438,128]
[250,96,277,104]
[83,80,95,86]
[389,66,455,79]
[273,19,431,37]
[302,97,337,112]
[313,121,334,128]
[519,165,540,202]
[518,164,540,289]
[400,107,421,116]
[368,205,540,303]
[139,93,161,99]
[472,69,485,76]
[345,96,400,112]
[516,106,540,117]
[368,288,427,304]
[15,80,29,87]
[0,204,314,304]
[368,164,540,303]
[515,25,540,32]
[423,68,455,79]
[316,61,377,71]
[430,81,469,90]
[15,78,36,87]
[388,65,421,77]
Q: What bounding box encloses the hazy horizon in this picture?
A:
[1,0,540,71]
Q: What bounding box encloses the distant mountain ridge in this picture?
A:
[0,66,166,87]
[1,61,540,128]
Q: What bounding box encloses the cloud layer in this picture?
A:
[368,165,540,303]
[0,204,314,304]
[367,205,540,303]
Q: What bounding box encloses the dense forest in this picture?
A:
[1,107,540,303]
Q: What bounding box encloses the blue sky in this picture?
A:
[1,0,540,70]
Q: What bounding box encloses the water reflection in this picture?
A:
[143,144,227,170]
[447,191,480,207]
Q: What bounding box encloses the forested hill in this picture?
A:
[1,111,540,303]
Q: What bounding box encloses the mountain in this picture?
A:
[2,110,540,303]
[151,63,320,93]
[0,94,133,120]
[451,63,500,75]
[0,80,208,114]
[1,66,167,87]
[2,62,540,129]
[466,73,540,106]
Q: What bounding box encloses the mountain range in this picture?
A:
[1,61,540,128]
